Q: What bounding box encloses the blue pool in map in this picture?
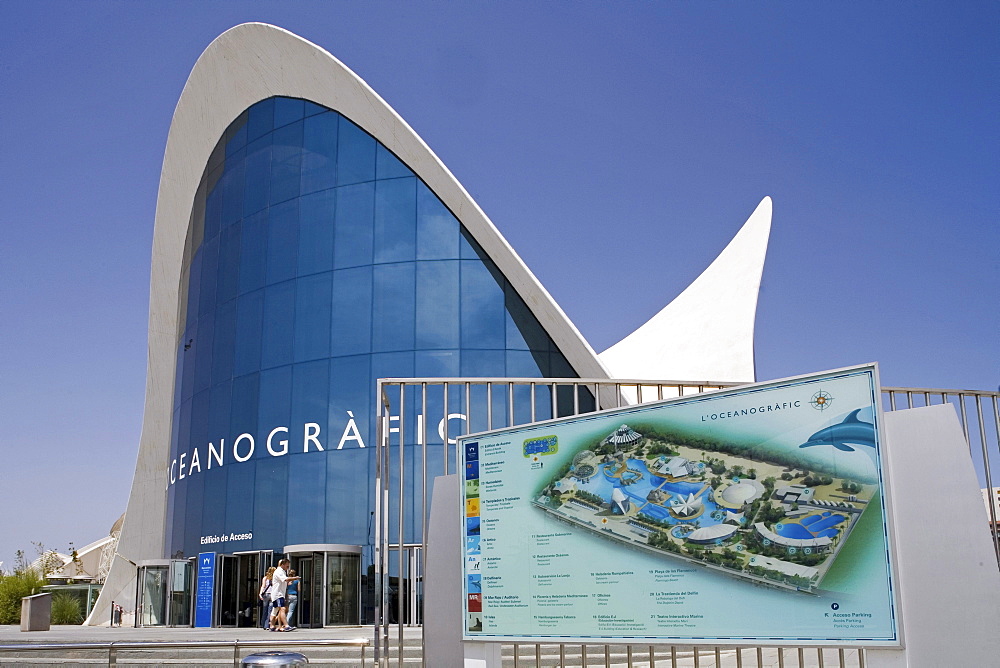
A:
[575,458,725,526]
[775,512,847,539]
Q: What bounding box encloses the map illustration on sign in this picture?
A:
[459,365,900,645]
[533,407,878,592]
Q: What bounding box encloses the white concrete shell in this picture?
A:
[599,197,772,384]
[89,22,609,624]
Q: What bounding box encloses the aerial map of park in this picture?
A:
[533,407,879,593]
[462,367,898,643]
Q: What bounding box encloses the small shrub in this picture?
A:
[51,592,84,625]
[0,570,46,624]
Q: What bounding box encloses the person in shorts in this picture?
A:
[269,559,300,631]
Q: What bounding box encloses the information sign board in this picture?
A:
[195,552,216,628]
[459,365,900,645]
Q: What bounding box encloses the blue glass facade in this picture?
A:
[165,97,579,560]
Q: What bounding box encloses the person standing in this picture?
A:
[286,569,299,629]
[258,566,275,630]
[269,559,300,631]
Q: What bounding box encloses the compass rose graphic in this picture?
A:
[810,390,833,411]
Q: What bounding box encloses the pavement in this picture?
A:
[0,624,421,667]
[0,624,387,644]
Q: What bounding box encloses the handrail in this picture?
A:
[0,637,370,668]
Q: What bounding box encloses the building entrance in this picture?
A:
[216,551,271,628]
[284,544,362,626]
[135,559,193,627]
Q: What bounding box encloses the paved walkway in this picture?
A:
[0,624,393,644]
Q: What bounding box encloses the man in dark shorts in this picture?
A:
[269,558,300,631]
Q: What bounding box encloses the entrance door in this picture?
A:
[138,566,168,626]
[327,552,360,625]
[292,556,319,628]
[235,553,260,627]
[168,560,193,626]
[216,555,239,627]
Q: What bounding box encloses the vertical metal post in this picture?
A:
[975,394,1000,564]
[959,393,971,446]
[487,382,493,430]
[530,382,536,423]
[374,382,386,668]
[443,382,449,476]
[420,382,428,631]
[465,383,472,438]
[509,382,515,428]
[397,388,405,664]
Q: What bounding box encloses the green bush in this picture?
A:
[0,570,46,624]
[51,592,84,625]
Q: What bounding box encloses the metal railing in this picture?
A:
[882,386,1000,562]
[508,643,865,667]
[374,378,730,667]
[374,377,999,668]
[0,637,370,666]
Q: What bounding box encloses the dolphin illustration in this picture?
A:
[798,409,876,452]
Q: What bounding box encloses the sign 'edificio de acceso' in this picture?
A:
[459,365,901,645]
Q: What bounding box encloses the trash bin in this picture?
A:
[20,593,52,632]
[241,651,309,666]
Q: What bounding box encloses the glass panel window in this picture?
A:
[273,97,305,129]
[247,98,274,141]
[416,260,459,349]
[267,200,299,284]
[216,222,241,305]
[337,117,376,186]
[301,112,338,195]
[270,120,304,205]
[331,266,372,356]
[261,281,296,369]
[244,136,272,216]
[233,290,264,376]
[376,144,413,180]
[460,260,505,349]
[374,177,416,263]
[221,150,246,227]
[239,210,267,294]
[333,182,374,269]
[372,262,415,352]
[297,189,335,276]
[294,272,332,362]
[416,181,459,260]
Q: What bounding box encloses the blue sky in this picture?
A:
[1,2,996,570]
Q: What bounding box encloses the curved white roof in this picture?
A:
[721,480,765,505]
[600,197,772,384]
[687,524,739,542]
